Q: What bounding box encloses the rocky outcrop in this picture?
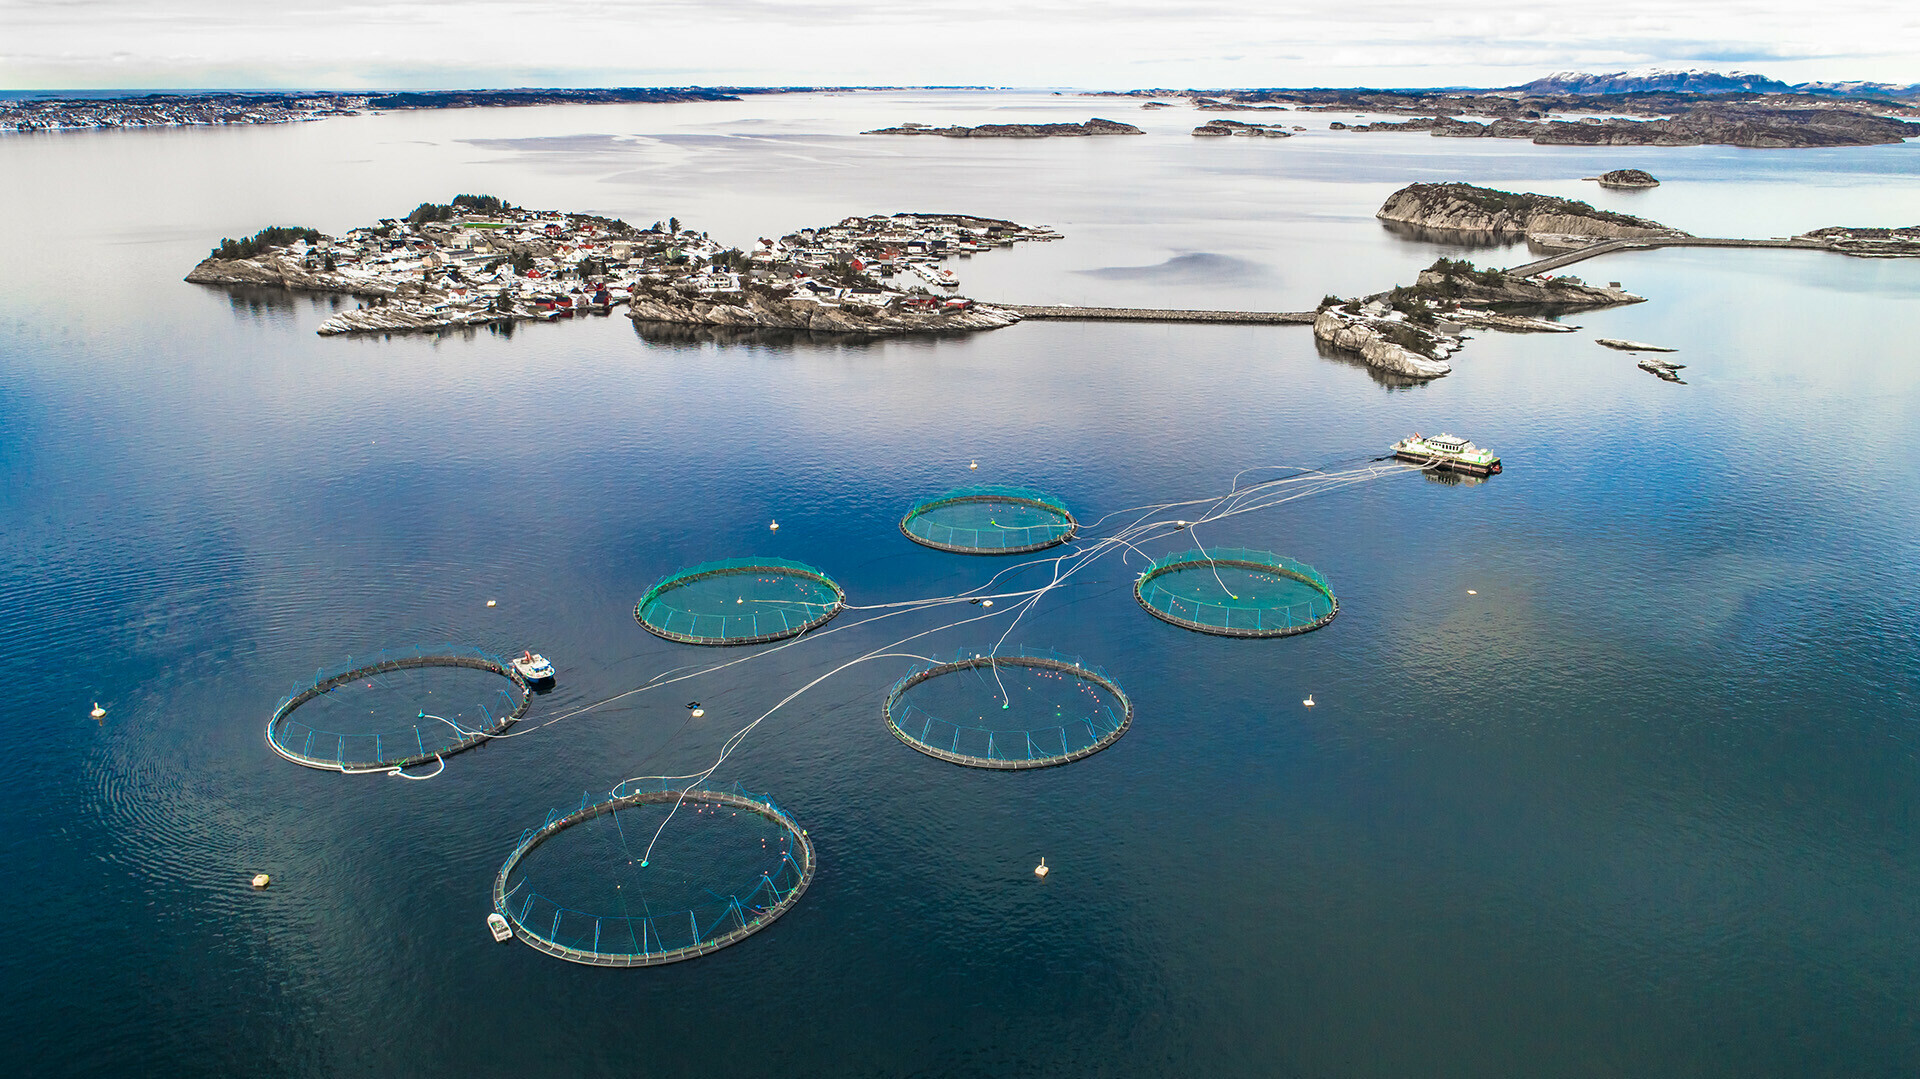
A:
[186,254,404,297]
[1312,308,1453,380]
[1377,183,1682,242]
[1414,266,1645,309]
[627,287,1021,335]
[862,118,1143,137]
[1594,168,1660,188]
[1799,225,1920,257]
[316,304,498,335]
[1192,119,1292,137]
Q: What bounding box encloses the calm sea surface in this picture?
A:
[3,91,1919,1078]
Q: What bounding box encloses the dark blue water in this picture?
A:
[4,92,1920,1077]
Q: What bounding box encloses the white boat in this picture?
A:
[487,912,513,942]
[1391,432,1502,476]
[510,650,555,682]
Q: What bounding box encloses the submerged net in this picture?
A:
[494,781,814,967]
[884,647,1132,769]
[1134,547,1337,637]
[899,486,1077,555]
[635,557,845,645]
[265,645,530,772]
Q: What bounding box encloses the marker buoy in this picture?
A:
[90,702,105,719]
[969,460,978,470]
[1466,589,1478,595]
[1303,695,1315,707]
[1034,858,1049,878]
[692,708,705,718]
[251,873,271,889]
[487,599,497,607]
[981,599,993,608]
[769,520,780,531]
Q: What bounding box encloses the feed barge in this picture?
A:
[1392,432,1502,475]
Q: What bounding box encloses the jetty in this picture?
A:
[999,304,1315,324]
[1505,236,1831,276]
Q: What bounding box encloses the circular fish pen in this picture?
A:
[494,781,815,967]
[884,647,1132,769]
[634,557,845,645]
[266,645,531,773]
[899,486,1078,555]
[1134,547,1338,638]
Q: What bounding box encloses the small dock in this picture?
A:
[999,304,1316,325]
[1505,236,1832,277]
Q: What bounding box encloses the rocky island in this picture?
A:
[1376,182,1685,245]
[1591,168,1661,188]
[186,197,1061,336]
[1095,83,1919,147]
[1798,225,1920,257]
[1191,119,1292,137]
[862,118,1143,137]
[1327,105,1917,147]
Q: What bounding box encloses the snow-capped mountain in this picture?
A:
[1518,69,1795,95]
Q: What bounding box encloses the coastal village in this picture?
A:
[186,181,1919,378]
[185,196,1062,336]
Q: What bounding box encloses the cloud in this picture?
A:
[1,0,1914,89]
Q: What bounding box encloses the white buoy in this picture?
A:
[90,702,105,719]
[1303,695,1315,707]
[251,873,271,889]
[969,460,979,470]
[1034,858,1049,878]
[486,599,497,607]
[769,519,780,531]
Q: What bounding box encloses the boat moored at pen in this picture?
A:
[1392,432,1502,475]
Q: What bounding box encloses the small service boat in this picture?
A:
[1392,432,1502,476]
[487,912,513,942]
[510,650,556,683]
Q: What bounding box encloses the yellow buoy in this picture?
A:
[1034,858,1049,878]
[1466,589,1478,595]
[691,708,705,718]
[487,599,497,607]
[981,599,993,608]
[251,873,271,889]
[90,702,105,719]
[1303,695,1315,707]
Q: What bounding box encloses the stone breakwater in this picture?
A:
[998,305,1313,324]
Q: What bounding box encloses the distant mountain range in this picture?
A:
[1518,69,1920,100]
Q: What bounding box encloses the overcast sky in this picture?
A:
[3,0,1915,91]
